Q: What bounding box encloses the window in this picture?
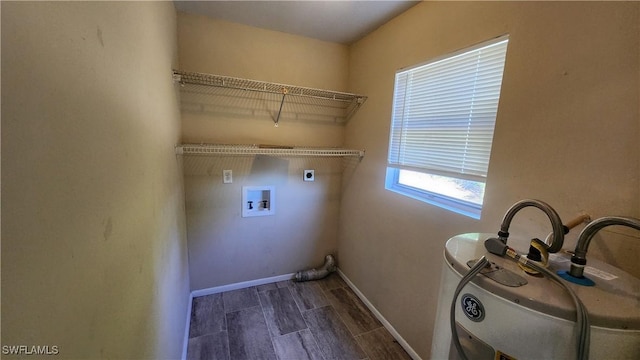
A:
[385,36,509,219]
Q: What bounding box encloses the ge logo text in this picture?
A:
[461,294,485,322]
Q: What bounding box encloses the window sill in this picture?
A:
[384,168,482,220]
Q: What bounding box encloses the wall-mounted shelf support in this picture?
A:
[175,143,365,160]
[275,88,288,127]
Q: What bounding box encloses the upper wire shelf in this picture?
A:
[176,143,365,160]
[173,70,367,125]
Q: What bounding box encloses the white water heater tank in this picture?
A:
[431,233,640,360]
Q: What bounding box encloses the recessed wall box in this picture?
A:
[303,170,315,182]
[242,186,275,217]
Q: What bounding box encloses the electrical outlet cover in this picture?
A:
[223,170,233,183]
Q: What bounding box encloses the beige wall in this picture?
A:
[177,12,351,290]
[341,1,640,358]
[178,13,349,91]
[1,2,189,359]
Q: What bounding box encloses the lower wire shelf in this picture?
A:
[175,143,365,159]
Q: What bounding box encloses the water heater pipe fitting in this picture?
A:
[495,199,566,253]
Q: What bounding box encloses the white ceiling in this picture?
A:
[173,1,420,45]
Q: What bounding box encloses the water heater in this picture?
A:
[431,233,640,359]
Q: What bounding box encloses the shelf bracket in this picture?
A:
[274,88,288,127]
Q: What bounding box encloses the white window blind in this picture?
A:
[388,37,508,182]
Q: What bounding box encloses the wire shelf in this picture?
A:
[173,70,367,124]
[176,144,365,159]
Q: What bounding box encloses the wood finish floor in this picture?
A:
[187,273,412,360]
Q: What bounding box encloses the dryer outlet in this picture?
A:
[303,170,315,182]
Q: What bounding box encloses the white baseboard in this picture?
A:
[337,269,423,360]
[190,272,296,298]
[182,270,421,360]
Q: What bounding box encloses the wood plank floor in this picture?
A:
[187,273,412,360]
